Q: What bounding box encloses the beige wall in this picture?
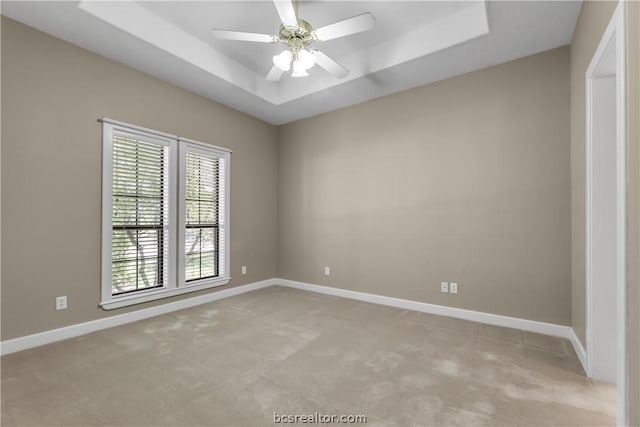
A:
[0,18,278,340]
[278,47,572,325]
[626,1,640,424]
[569,0,617,351]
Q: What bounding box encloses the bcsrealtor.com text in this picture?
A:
[274,412,367,424]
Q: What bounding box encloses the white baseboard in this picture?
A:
[2,276,587,370]
[0,279,276,355]
[275,278,575,340]
[569,327,588,373]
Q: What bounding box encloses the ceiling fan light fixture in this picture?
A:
[273,50,293,71]
[213,0,375,81]
[297,49,316,70]
[291,59,309,77]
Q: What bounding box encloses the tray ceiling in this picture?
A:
[2,1,581,125]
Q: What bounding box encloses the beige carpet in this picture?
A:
[1,286,615,426]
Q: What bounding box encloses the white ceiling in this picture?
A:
[2,1,582,125]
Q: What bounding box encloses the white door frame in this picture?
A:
[585,2,627,425]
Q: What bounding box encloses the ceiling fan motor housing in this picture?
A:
[279,19,315,53]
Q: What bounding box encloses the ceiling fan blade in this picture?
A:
[212,29,277,43]
[312,50,349,79]
[314,13,375,41]
[266,65,285,82]
[273,0,298,28]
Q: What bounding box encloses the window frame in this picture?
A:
[177,138,231,290]
[100,118,231,310]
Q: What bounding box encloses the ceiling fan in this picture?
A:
[212,0,375,82]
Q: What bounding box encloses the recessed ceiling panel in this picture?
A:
[1,1,582,124]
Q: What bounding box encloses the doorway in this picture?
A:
[585,3,627,425]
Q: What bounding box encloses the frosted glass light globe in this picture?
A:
[291,59,309,77]
[272,50,292,72]
[297,49,316,70]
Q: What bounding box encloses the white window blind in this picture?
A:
[101,119,231,310]
[111,133,169,295]
[179,141,229,286]
[184,151,224,281]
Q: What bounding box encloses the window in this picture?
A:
[101,119,230,309]
[177,140,229,288]
[111,132,170,295]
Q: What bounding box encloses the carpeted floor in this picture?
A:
[1,286,615,426]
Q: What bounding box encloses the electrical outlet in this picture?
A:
[56,296,67,310]
[324,267,331,276]
[450,282,458,294]
[440,282,449,293]
[241,266,247,275]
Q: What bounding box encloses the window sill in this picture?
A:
[100,277,231,310]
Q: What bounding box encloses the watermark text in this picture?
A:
[274,412,367,424]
